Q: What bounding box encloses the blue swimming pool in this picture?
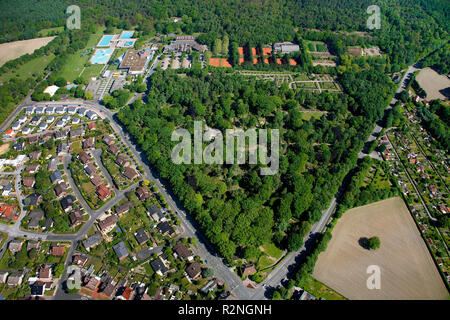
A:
[120,31,134,39]
[98,35,114,47]
[91,49,114,64]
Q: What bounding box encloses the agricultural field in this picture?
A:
[0,36,55,67]
[313,197,448,300]
[415,67,450,101]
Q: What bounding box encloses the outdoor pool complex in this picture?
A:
[119,31,134,39]
[91,48,114,64]
[97,35,114,47]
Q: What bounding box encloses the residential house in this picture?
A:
[115,154,130,167]
[150,257,168,276]
[78,151,91,165]
[157,221,175,237]
[84,276,101,292]
[242,264,257,276]
[51,245,66,256]
[25,193,42,206]
[96,185,111,201]
[108,144,120,156]
[69,208,83,227]
[29,151,42,160]
[186,262,202,280]
[8,240,23,254]
[13,141,25,151]
[43,217,53,230]
[26,164,40,174]
[50,169,63,184]
[83,232,103,251]
[56,142,69,155]
[28,136,39,144]
[147,205,165,221]
[54,182,68,197]
[173,243,193,261]
[123,167,138,180]
[83,137,95,150]
[88,122,96,131]
[70,127,84,138]
[90,173,103,187]
[27,241,40,251]
[0,203,19,220]
[0,271,8,284]
[136,187,151,201]
[23,177,35,188]
[2,183,12,196]
[113,241,129,261]
[134,228,149,245]
[72,254,88,268]
[7,272,24,287]
[102,135,115,146]
[98,215,118,234]
[28,209,44,229]
[47,157,59,171]
[60,195,74,212]
[84,162,96,176]
[115,201,132,216]
[38,264,52,280]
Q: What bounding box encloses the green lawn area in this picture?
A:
[301,111,325,120]
[299,275,347,300]
[0,54,55,82]
[260,243,283,260]
[54,27,105,82]
[258,255,275,269]
[71,141,82,154]
[0,231,7,249]
[38,26,64,37]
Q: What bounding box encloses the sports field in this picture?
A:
[313,197,448,300]
[0,36,55,67]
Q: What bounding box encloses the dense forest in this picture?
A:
[1,0,448,70]
[116,66,394,263]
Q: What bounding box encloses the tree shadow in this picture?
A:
[358,237,370,250]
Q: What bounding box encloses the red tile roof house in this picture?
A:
[96,185,111,201]
[73,254,88,268]
[38,264,52,280]
[88,122,96,131]
[51,245,66,257]
[117,286,133,300]
[0,204,19,220]
[84,276,101,292]
[136,187,151,201]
